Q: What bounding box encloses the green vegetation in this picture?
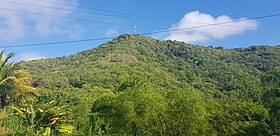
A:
[1,34,280,135]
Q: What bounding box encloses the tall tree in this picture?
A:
[0,50,39,108]
[261,67,280,135]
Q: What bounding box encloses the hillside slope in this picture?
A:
[21,34,280,94]
[16,34,280,135]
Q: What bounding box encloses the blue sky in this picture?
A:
[0,0,280,61]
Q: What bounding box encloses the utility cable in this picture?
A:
[0,12,279,48]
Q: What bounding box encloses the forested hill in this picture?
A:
[21,34,280,94]
[16,34,280,135]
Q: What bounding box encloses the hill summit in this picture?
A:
[21,34,280,93]
[16,34,280,135]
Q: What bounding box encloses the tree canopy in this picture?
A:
[1,34,280,135]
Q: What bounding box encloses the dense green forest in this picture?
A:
[0,34,280,135]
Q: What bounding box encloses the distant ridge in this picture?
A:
[21,34,280,93]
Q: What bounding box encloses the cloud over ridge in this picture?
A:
[164,11,258,43]
[17,52,46,61]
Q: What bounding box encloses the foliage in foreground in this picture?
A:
[1,35,280,135]
[0,50,73,135]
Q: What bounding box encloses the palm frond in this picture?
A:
[0,50,5,67]
[1,52,15,68]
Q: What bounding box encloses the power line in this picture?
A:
[0,32,240,48]
[0,0,138,19]
[140,13,280,35]
[1,12,280,49]
[0,0,256,29]
[0,37,115,48]
[33,0,277,30]
[0,31,240,49]
[32,0,179,21]
[0,7,163,30]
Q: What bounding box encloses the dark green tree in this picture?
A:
[261,67,280,135]
[211,102,269,136]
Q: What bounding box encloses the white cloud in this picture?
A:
[163,11,258,43]
[105,29,119,37]
[0,15,26,42]
[68,24,85,39]
[0,0,84,42]
[18,52,46,61]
